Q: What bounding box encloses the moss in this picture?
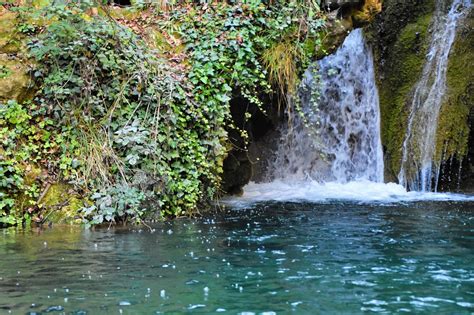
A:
[12,166,40,219]
[9,164,83,225]
[107,6,142,20]
[23,164,42,186]
[31,0,50,7]
[376,13,433,177]
[0,54,32,102]
[147,28,187,57]
[434,10,474,162]
[0,10,23,54]
[371,0,472,180]
[367,0,437,179]
[41,184,83,224]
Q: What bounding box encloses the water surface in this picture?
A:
[1,201,473,314]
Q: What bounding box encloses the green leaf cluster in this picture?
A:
[0,100,62,226]
[2,0,326,226]
[25,3,229,224]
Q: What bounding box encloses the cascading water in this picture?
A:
[267,28,384,183]
[226,25,474,206]
[398,0,472,192]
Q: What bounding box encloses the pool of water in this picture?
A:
[1,201,473,314]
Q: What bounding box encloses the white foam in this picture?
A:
[223,180,474,207]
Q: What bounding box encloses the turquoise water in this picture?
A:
[0,201,473,314]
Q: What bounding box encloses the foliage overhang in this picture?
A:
[0,0,333,226]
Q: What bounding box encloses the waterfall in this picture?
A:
[266,29,384,183]
[225,28,474,206]
[398,0,472,192]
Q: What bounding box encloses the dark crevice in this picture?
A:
[112,0,131,6]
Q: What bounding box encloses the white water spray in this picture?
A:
[398,0,472,192]
[267,29,384,183]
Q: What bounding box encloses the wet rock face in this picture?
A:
[466,109,474,190]
[436,8,474,193]
[369,0,474,192]
[367,0,436,181]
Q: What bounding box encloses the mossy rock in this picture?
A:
[31,0,50,7]
[107,5,142,20]
[368,0,435,180]
[370,0,472,182]
[23,164,42,186]
[352,0,382,27]
[317,16,353,58]
[0,10,23,53]
[379,13,433,178]
[40,184,84,224]
[435,9,474,162]
[0,7,35,102]
[316,0,382,59]
[0,54,32,102]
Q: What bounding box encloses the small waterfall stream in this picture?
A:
[267,29,384,183]
[398,0,472,192]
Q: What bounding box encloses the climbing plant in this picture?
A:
[0,100,62,226]
[1,0,326,226]
[27,3,227,224]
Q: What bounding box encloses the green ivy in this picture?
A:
[166,0,325,136]
[1,0,326,226]
[0,100,61,226]
[26,3,229,223]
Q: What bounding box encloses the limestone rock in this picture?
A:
[0,10,21,54]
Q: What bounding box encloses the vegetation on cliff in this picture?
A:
[0,0,329,226]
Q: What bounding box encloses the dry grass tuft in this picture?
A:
[77,124,127,188]
[262,40,303,98]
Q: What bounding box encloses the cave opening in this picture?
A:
[113,0,131,6]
